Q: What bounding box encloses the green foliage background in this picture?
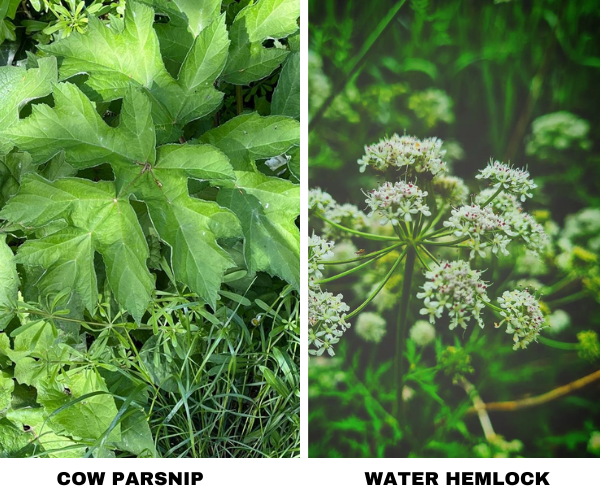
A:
[0,0,300,458]
[309,0,600,458]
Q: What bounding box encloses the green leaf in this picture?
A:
[271,52,300,119]
[1,175,154,321]
[223,0,299,85]
[6,407,85,458]
[17,228,97,312]
[201,113,300,171]
[0,370,13,411]
[0,57,57,154]
[8,320,56,363]
[37,368,121,442]
[218,171,299,289]
[6,82,155,172]
[0,235,19,329]
[0,151,35,207]
[123,143,241,307]
[42,1,229,143]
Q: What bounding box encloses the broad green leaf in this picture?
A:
[0,56,57,154]
[223,0,299,85]
[7,320,56,363]
[124,144,241,307]
[7,407,85,458]
[42,1,229,143]
[0,235,19,329]
[114,409,156,457]
[1,175,154,322]
[0,370,13,411]
[271,52,300,119]
[141,0,221,36]
[201,113,300,171]
[6,82,155,172]
[0,418,31,457]
[37,368,121,442]
[218,171,299,289]
[223,0,300,85]
[0,151,35,207]
[14,344,76,389]
[17,228,97,312]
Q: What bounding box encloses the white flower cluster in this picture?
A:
[433,175,469,205]
[408,88,455,128]
[476,160,537,202]
[475,188,549,253]
[410,320,436,346]
[309,187,335,212]
[309,188,367,237]
[308,233,334,280]
[364,181,431,225]
[323,202,368,237]
[308,288,350,356]
[444,203,515,258]
[355,312,387,343]
[526,111,591,160]
[308,233,350,356]
[357,134,448,177]
[417,260,489,330]
[497,289,545,350]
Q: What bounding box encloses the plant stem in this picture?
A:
[393,245,416,427]
[346,248,407,320]
[538,336,580,350]
[480,185,504,209]
[316,213,399,241]
[545,290,588,308]
[320,242,403,265]
[422,236,470,247]
[315,250,394,284]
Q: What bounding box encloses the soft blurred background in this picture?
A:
[309,0,600,457]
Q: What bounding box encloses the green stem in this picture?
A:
[422,236,470,247]
[480,185,504,209]
[538,336,580,350]
[316,250,394,284]
[316,213,400,241]
[320,242,403,265]
[346,248,407,320]
[545,290,588,308]
[309,0,406,131]
[393,245,416,427]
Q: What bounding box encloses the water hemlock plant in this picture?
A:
[0,0,300,458]
[307,133,597,425]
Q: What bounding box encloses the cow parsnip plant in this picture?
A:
[308,134,600,429]
[0,0,299,457]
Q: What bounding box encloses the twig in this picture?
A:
[466,369,600,415]
[458,377,496,440]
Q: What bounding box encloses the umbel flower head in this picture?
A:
[308,288,350,356]
[308,233,334,280]
[496,289,545,350]
[417,260,489,330]
[308,187,335,212]
[476,160,537,202]
[364,181,431,225]
[432,175,469,205]
[444,203,516,258]
[475,188,550,254]
[357,134,448,178]
[410,320,436,346]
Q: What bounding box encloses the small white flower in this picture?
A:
[308,286,350,356]
[433,175,469,205]
[322,202,368,238]
[443,203,515,258]
[410,320,436,346]
[364,181,431,226]
[308,233,334,280]
[476,160,537,202]
[496,289,545,350]
[357,134,448,178]
[418,260,489,329]
[309,187,335,212]
[355,312,387,343]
